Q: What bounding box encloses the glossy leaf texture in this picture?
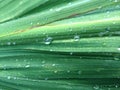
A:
[0,0,120,90]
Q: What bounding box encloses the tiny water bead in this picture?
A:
[42,60,45,64]
[13,77,17,80]
[44,37,53,45]
[114,0,118,2]
[25,65,30,68]
[52,64,56,66]
[7,42,11,45]
[93,85,99,90]
[49,8,53,11]
[74,35,80,41]
[78,71,82,74]
[67,70,70,73]
[118,48,120,51]
[7,76,11,79]
[54,70,58,73]
[55,8,62,12]
[12,42,16,45]
[70,52,73,55]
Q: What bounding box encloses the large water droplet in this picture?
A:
[44,37,53,45]
[74,35,80,41]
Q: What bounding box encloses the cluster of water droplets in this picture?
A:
[7,42,16,45]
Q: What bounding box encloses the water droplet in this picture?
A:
[69,28,72,32]
[54,70,57,73]
[41,64,45,67]
[115,84,118,88]
[37,22,40,25]
[114,57,119,61]
[19,1,23,5]
[114,0,118,2]
[12,42,16,45]
[98,6,102,9]
[15,59,18,62]
[30,22,33,25]
[118,48,120,51]
[67,70,70,73]
[52,64,55,66]
[50,49,53,51]
[49,9,53,11]
[106,11,110,14]
[13,77,17,80]
[55,8,62,12]
[78,71,82,74]
[42,61,45,64]
[25,65,30,68]
[7,42,11,45]
[74,35,80,41]
[44,37,53,45]
[93,85,99,89]
[7,76,11,79]
[70,52,73,55]
[68,2,72,5]
[45,78,48,80]
[112,22,116,24]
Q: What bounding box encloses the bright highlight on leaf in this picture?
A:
[0,0,120,90]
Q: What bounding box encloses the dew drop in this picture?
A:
[13,77,17,80]
[7,42,11,45]
[74,35,80,41]
[54,70,57,73]
[68,2,72,5]
[114,0,118,2]
[44,37,53,45]
[78,71,82,74]
[112,22,116,24]
[7,76,11,79]
[69,28,72,32]
[70,52,73,55]
[30,22,33,25]
[114,57,119,61]
[118,48,120,51]
[52,64,55,66]
[55,8,62,12]
[42,60,45,64]
[67,70,70,73]
[37,22,40,25]
[45,78,48,80]
[93,85,99,89]
[25,65,30,68]
[115,84,118,88]
[49,8,53,11]
[12,42,16,45]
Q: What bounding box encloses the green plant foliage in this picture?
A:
[0,0,120,90]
